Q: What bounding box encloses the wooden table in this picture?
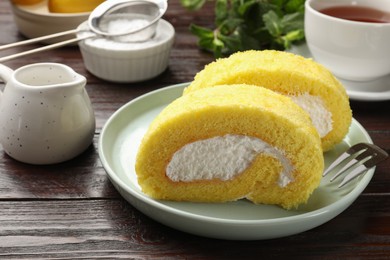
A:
[1,0,389,258]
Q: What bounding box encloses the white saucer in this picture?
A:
[289,44,390,102]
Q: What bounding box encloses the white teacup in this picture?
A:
[305,0,390,81]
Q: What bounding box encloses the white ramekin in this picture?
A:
[77,19,175,83]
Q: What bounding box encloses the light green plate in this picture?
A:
[98,83,374,240]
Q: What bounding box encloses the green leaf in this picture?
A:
[219,29,242,53]
[263,10,282,37]
[284,0,305,13]
[284,29,305,42]
[198,37,215,51]
[281,12,304,32]
[237,0,258,16]
[269,0,287,9]
[212,36,224,58]
[180,0,206,11]
[190,24,214,38]
[215,0,229,24]
[218,18,243,35]
[181,0,305,56]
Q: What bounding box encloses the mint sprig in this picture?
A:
[181,0,305,57]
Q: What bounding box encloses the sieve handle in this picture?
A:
[0,34,94,63]
[0,29,78,51]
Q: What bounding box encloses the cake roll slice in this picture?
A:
[135,84,324,209]
[184,50,352,152]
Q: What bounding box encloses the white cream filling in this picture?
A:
[289,93,333,138]
[166,134,294,187]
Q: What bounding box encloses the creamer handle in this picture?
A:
[0,64,14,100]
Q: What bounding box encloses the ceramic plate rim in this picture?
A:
[98,83,374,230]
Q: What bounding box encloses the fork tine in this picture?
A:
[323,143,389,188]
[338,144,388,187]
[330,157,360,181]
[323,145,366,177]
[338,164,368,188]
[330,150,373,182]
[323,151,352,177]
[332,143,389,188]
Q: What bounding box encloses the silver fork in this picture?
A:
[323,143,388,188]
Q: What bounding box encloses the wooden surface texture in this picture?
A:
[0,0,389,258]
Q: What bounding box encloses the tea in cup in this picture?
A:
[305,0,390,81]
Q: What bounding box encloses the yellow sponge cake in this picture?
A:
[135,84,324,209]
[184,50,352,151]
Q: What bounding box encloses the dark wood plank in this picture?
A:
[0,0,389,258]
[0,137,119,199]
[0,195,389,259]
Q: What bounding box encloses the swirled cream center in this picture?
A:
[289,93,333,138]
[166,134,294,187]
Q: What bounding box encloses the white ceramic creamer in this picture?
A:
[0,63,95,164]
